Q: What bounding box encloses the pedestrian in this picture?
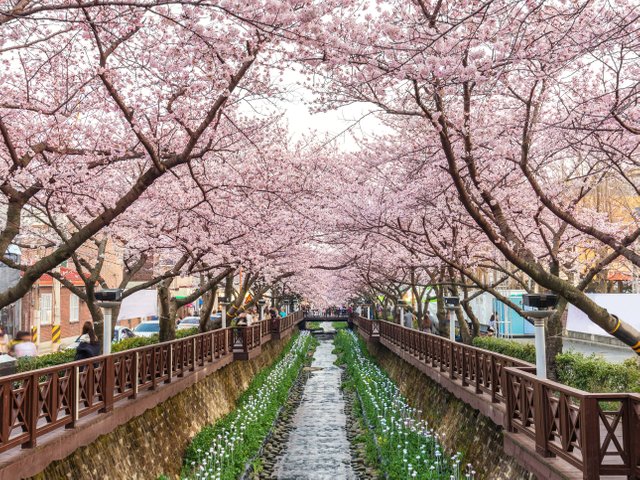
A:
[269,307,278,321]
[245,309,255,326]
[10,331,37,358]
[0,326,9,354]
[279,309,287,318]
[488,313,496,335]
[403,310,413,329]
[75,321,101,361]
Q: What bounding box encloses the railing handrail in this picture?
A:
[504,365,640,399]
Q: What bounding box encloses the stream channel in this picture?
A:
[272,324,356,480]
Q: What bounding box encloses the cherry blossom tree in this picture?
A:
[300,0,640,355]
[0,0,335,310]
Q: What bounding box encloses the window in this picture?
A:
[40,293,52,325]
[69,294,79,323]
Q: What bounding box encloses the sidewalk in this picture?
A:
[37,336,78,355]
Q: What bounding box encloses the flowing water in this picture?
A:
[273,331,356,480]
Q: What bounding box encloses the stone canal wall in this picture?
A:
[30,337,291,480]
[364,341,534,480]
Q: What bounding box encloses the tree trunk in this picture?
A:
[546,297,566,380]
[455,306,473,344]
[199,287,216,332]
[157,282,176,342]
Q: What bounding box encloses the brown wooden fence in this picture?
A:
[0,310,304,455]
[352,316,640,480]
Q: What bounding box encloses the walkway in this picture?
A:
[274,337,355,479]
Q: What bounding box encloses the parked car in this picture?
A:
[177,316,200,330]
[133,321,160,338]
[63,326,136,351]
[177,314,222,331]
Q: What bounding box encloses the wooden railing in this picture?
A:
[353,316,640,480]
[0,311,304,455]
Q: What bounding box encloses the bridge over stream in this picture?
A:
[0,312,637,479]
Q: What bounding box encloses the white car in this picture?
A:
[63,326,135,351]
[177,314,222,330]
[177,316,201,330]
[133,321,160,338]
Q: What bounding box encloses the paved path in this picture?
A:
[273,339,355,480]
[512,337,636,363]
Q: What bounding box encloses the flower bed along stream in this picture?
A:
[181,331,315,480]
[335,330,475,480]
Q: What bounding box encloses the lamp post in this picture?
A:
[444,296,460,342]
[258,299,266,321]
[523,293,559,379]
[218,296,229,329]
[95,288,123,355]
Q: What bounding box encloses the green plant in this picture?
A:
[182,332,315,479]
[335,330,472,479]
[471,336,536,363]
[176,327,199,339]
[111,335,158,352]
[307,321,321,329]
[16,349,76,373]
[332,321,349,330]
[555,352,640,394]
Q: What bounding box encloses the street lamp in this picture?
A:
[444,296,460,342]
[523,293,559,379]
[218,296,229,329]
[95,288,123,355]
[258,299,266,321]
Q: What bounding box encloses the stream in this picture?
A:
[272,326,356,480]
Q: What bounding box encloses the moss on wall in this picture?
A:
[365,341,535,480]
[32,338,290,480]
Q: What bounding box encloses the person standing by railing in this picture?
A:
[75,322,100,361]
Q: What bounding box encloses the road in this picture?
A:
[513,337,636,363]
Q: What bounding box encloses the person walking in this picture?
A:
[0,326,9,354]
[403,310,413,329]
[75,322,101,361]
[10,331,37,358]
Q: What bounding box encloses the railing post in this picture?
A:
[132,352,139,399]
[580,396,600,479]
[166,344,173,383]
[24,373,38,448]
[439,339,445,373]
[151,347,157,390]
[533,381,552,458]
[461,347,468,386]
[474,351,482,394]
[1,382,11,439]
[491,356,499,403]
[449,342,455,380]
[189,337,196,371]
[504,369,514,432]
[629,396,640,479]
[101,355,114,413]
